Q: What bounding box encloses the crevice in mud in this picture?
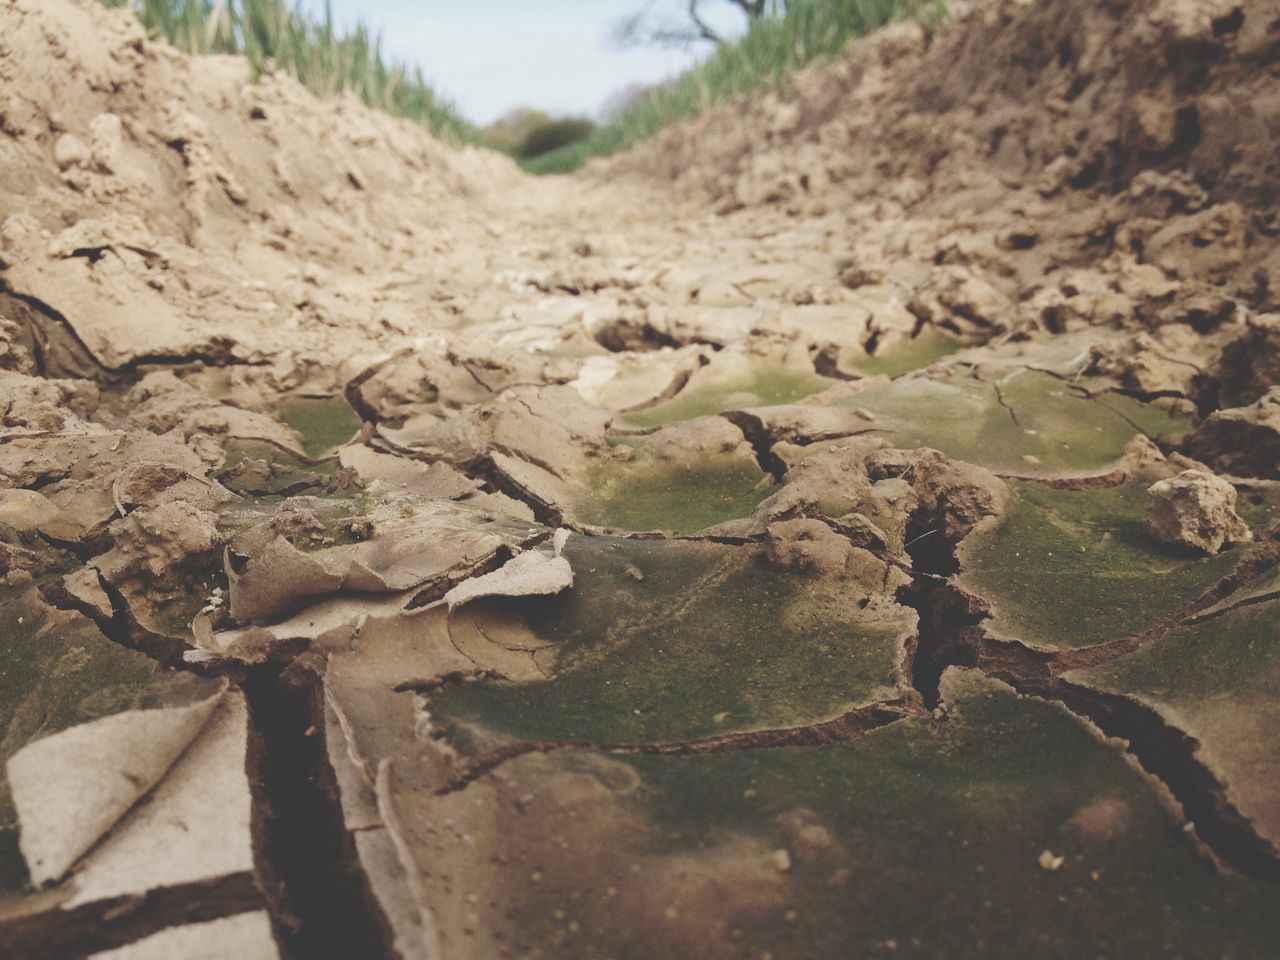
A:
[955,529,1280,684]
[1185,590,1280,625]
[446,352,505,394]
[432,697,919,796]
[1212,6,1244,36]
[924,534,1280,882]
[243,660,400,960]
[1048,531,1280,673]
[997,672,1280,884]
[473,463,563,529]
[902,577,986,710]
[810,344,860,381]
[393,668,499,695]
[0,871,263,960]
[1091,392,1188,444]
[471,455,565,526]
[870,476,1280,882]
[113,343,264,376]
[1001,468,1138,490]
[2,283,263,382]
[592,319,683,353]
[719,410,789,482]
[989,380,1024,430]
[1,287,109,382]
[33,527,99,565]
[900,600,1280,885]
[343,354,397,425]
[897,502,988,709]
[565,523,767,545]
[407,541,523,609]
[619,354,711,414]
[40,569,204,672]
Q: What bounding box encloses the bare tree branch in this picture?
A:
[726,0,770,20]
[613,0,776,51]
[688,0,724,44]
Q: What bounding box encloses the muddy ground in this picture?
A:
[1,0,1279,957]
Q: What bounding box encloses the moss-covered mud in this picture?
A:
[430,535,911,749]
[958,479,1244,650]
[573,453,773,534]
[217,439,337,496]
[415,673,1280,960]
[848,328,964,378]
[836,371,1191,477]
[1071,587,1280,849]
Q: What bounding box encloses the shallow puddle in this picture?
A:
[848,329,964,378]
[619,366,836,428]
[277,396,363,458]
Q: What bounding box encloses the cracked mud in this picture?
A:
[2,0,1280,957]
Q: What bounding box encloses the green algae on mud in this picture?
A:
[848,329,964,378]
[618,367,835,428]
[277,396,363,457]
[839,369,1188,476]
[572,456,774,534]
[957,480,1243,650]
[1090,391,1194,442]
[1235,482,1280,535]
[1075,599,1279,719]
[1071,593,1280,845]
[417,672,1280,960]
[429,535,911,749]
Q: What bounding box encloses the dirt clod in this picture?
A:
[1147,469,1253,555]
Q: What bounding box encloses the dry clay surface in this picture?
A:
[1,0,1280,957]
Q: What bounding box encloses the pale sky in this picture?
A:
[297,1,748,125]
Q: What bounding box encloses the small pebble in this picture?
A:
[1038,849,1065,871]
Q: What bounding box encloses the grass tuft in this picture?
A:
[522,0,946,175]
[101,0,473,142]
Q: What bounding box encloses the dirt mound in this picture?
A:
[596,0,1280,416]
[604,0,1280,211]
[0,0,519,382]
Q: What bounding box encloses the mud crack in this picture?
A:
[40,570,202,671]
[955,535,1280,883]
[996,672,1280,884]
[430,697,920,795]
[1,285,263,382]
[885,480,1280,882]
[243,660,399,960]
[719,409,790,482]
[0,871,262,960]
[1048,529,1280,673]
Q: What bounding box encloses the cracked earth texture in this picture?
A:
[1,0,1279,957]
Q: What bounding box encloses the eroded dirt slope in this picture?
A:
[1,0,1278,957]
